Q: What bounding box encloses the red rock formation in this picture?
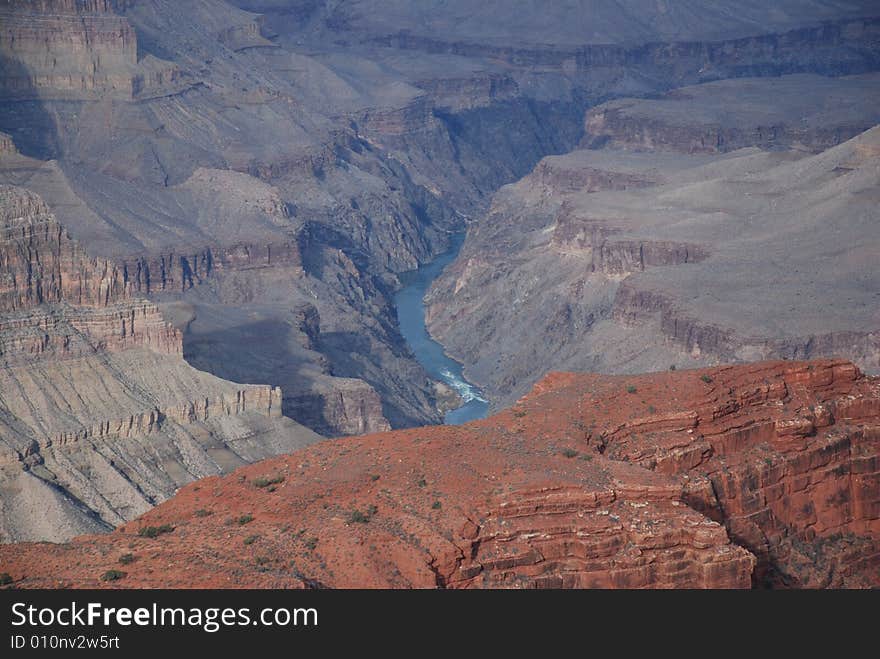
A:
[2,359,875,589]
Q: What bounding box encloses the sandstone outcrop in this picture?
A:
[1,359,875,588]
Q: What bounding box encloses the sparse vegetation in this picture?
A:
[252,474,285,488]
[118,553,135,565]
[236,514,255,526]
[243,535,259,545]
[304,537,318,551]
[647,405,656,414]
[626,385,637,394]
[348,504,379,524]
[370,474,380,481]
[561,448,579,458]
[100,570,126,582]
[417,478,427,488]
[579,454,593,461]
[431,500,442,510]
[669,365,677,371]
[701,374,713,384]
[194,509,212,518]
[137,524,174,538]
[0,573,12,585]
[513,409,527,418]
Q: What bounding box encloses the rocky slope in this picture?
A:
[2,1,880,544]
[1,359,876,588]
[0,185,321,542]
[427,82,880,408]
[583,73,880,153]
[4,1,880,438]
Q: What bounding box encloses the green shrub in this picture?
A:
[700,374,713,384]
[669,365,676,371]
[417,478,427,488]
[304,537,318,551]
[626,385,637,394]
[0,573,12,585]
[137,524,174,538]
[118,554,135,565]
[100,570,126,582]
[513,409,527,418]
[431,501,442,510]
[194,509,212,518]
[370,474,380,481]
[243,535,259,546]
[579,454,593,461]
[348,504,378,524]
[561,448,579,458]
[252,474,285,488]
[236,514,255,526]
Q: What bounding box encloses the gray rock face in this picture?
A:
[584,74,880,153]
[0,185,322,542]
[427,82,880,408]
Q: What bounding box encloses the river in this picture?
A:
[394,235,489,425]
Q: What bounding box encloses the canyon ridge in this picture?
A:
[0,1,878,588]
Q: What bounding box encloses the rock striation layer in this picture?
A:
[0,0,187,101]
[4,1,880,440]
[1,359,876,589]
[0,185,321,542]
[428,113,880,409]
[583,74,880,154]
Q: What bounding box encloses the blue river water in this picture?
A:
[394,235,489,425]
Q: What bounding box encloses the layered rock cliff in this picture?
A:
[0,0,186,101]
[0,185,321,542]
[583,74,880,153]
[4,0,880,444]
[1,359,875,588]
[428,105,880,409]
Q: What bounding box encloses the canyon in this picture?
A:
[428,77,880,410]
[1,359,877,588]
[0,0,878,577]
